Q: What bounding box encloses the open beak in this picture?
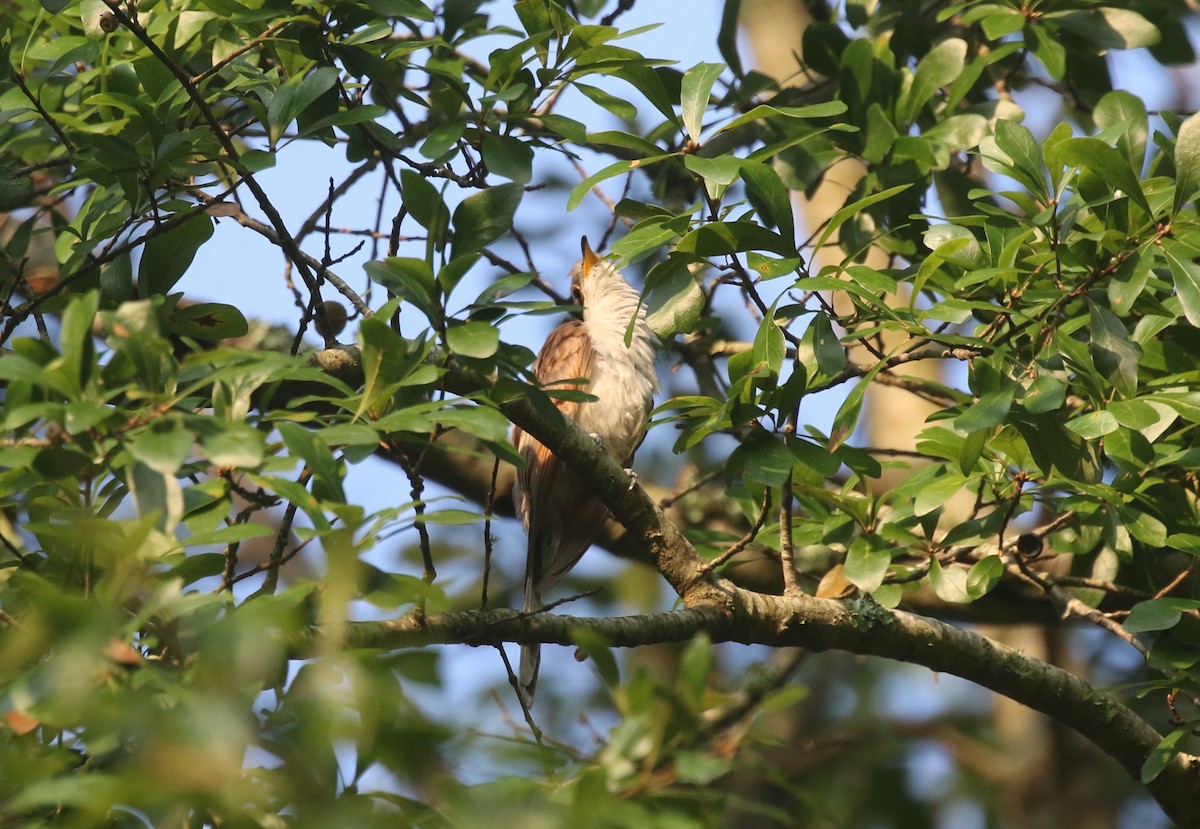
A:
[581,237,601,274]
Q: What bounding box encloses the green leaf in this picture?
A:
[787,436,840,477]
[1066,410,1118,439]
[1016,413,1102,483]
[138,215,214,297]
[1141,727,1189,784]
[1108,250,1151,315]
[845,0,873,28]
[480,133,533,183]
[171,302,249,341]
[1119,506,1167,548]
[678,633,713,700]
[816,184,911,251]
[1167,534,1200,555]
[451,183,522,257]
[568,155,673,211]
[575,82,637,120]
[739,161,794,242]
[400,170,450,235]
[200,423,265,468]
[843,535,891,593]
[278,421,345,504]
[733,432,793,486]
[928,558,971,603]
[644,256,704,338]
[365,0,435,20]
[677,221,798,258]
[446,320,499,359]
[717,0,744,76]
[1055,137,1151,215]
[806,312,846,376]
[1022,375,1065,414]
[437,254,480,295]
[683,154,742,187]
[745,253,801,281]
[128,461,184,532]
[1026,22,1065,79]
[680,62,724,139]
[955,384,1015,433]
[1161,240,1200,327]
[1094,90,1148,170]
[240,149,276,172]
[1156,392,1200,422]
[1089,304,1141,398]
[1107,400,1159,430]
[980,119,1047,201]
[365,257,441,325]
[64,400,114,434]
[0,168,34,210]
[913,467,968,517]
[422,508,484,526]
[829,354,891,451]
[427,403,511,443]
[923,113,987,151]
[570,629,619,690]
[862,104,899,164]
[902,38,966,125]
[675,751,731,786]
[718,100,847,135]
[1124,599,1186,633]
[802,21,851,77]
[128,421,193,475]
[58,290,99,396]
[967,555,1004,599]
[611,64,679,126]
[753,316,784,376]
[183,523,275,549]
[1054,8,1160,50]
[33,447,92,479]
[267,67,339,146]
[1173,111,1200,214]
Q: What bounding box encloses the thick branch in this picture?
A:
[303,348,1200,824]
[435,365,1200,826]
[336,595,1200,826]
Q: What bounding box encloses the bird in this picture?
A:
[511,238,659,705]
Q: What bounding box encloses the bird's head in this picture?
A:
[569,238,628,308]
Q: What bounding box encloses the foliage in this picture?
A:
[1,0,1200,826]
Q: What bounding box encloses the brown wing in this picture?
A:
[511,319,610,595]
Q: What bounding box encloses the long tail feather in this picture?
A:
[519,585,541,705]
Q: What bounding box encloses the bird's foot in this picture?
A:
[625,468,638,491]
[588,432,605,448]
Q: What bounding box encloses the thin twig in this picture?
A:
[11,71,74,153]
[102,1,328,307]
[190,18,295,85]
[481,456,501,611]
[779,473,801,597]
[249,469,311,595]
[492,646,544,745]
[703,487,773,573]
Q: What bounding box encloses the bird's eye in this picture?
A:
[571,285,583,305]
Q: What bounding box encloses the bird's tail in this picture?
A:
[519,583,541,706]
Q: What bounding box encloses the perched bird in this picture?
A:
[511,239,659,705]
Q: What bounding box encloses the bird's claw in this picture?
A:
[625,468,638,491]
[588,432,604,448]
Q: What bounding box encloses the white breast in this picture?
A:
[575,274,658,464]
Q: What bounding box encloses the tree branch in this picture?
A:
[300,347,1200,822]
[431,363,1200,826]
[332,593,1200,825]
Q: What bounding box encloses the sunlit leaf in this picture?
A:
[680,61,724,139]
